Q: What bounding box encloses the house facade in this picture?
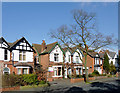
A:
[33,40,103,80]
[0,37,39,75]
[33,40,65,80]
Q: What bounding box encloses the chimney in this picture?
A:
[41,40,46,52]
[105,50,109,54]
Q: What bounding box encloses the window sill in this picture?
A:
[52,75,63,77]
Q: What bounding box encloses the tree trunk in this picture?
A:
[85,54,89,82]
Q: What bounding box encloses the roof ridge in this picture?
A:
[46,41,58,46]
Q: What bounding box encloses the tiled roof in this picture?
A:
[32,43,42,54]
[33,42,58,54]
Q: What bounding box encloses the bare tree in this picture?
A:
[49,9,114,82]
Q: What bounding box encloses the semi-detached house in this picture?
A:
[33,40,104,80]
[0,37,39,75]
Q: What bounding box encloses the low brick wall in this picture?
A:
[0,86,20,91]
[47,78,53,82]
[71,78,84,83]
[71,76,110,83]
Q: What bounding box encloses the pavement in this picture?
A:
[2,77,120,93]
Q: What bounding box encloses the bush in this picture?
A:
[20,74,40,85]
[88,73,94,77]
[67,75,71,79]
[2,74,20,87]
[39,80,46,84]
[92,70,100,76]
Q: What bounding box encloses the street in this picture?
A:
[3,77,120,93]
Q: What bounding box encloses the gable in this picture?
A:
[0,37,9,49]
[49,43,65,55]
[72,48,84,57]
[10,37,35,52]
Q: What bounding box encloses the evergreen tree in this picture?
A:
[110,61,116,75]
[103,52,110,74]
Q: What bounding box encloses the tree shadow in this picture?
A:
[88,80,120,93]
[64,86,86,93]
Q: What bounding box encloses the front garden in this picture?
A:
[2,74,49,91]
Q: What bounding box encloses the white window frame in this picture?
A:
[19,51,26,62]
[4,49,8,61]
[52,66,62,77]
[95,58,99,65]
[22,68,28,74]
[54,53,59,62]
[76,56,79,63]
[18,68,21,74]
[3,67,10,74]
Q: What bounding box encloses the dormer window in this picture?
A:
[4,49,8,60]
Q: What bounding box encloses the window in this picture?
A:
[54,53,59,62]
[19,51,22,61]
[4,49,8,60]
[36,56,39,63]
[23,52,26,61]
[76,68,79,75]
[54,67,57,76]
[23,68,28,74]
[100,59,102,65]
[76,56,79,63]
[3,67,10,74]
[19,51,26,61]
[18,68,21,74]
[58,67,61,76]
[68,55,71,62]
[53,67,62,76]
[95,58,99,64]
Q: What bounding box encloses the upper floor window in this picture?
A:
[76,56,79,63]
[54,53,59,62]
[100,59,102,65]
[19,51,26,61]
[36,56,39,64]
[95,58,99,64]
[4,49,8,60]
[68,55,71,62]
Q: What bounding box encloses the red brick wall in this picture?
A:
[40,54,49,70]
[83,54,94,74]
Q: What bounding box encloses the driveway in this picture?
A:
[3,77,120,93]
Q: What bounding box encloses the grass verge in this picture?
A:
[20,83,48,90]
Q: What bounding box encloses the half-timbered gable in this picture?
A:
[9,37,35,62]
[0,37,10,61]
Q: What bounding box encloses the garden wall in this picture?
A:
[71,76,110,83]
[0,86,20,91]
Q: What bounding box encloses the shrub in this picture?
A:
[67,75,71,79]
[20,74,39,85]
[88,73,94,77]
[2,74,20,87]
[39,81,46,84]
[92,70,100,76]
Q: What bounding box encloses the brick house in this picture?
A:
[88,51,104,74]
[32,40,65,80]
[33,40,104,80]
[0,37,39,75]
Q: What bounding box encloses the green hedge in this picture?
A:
[2,74,46,87]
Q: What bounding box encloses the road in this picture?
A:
[3,77,120,93]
